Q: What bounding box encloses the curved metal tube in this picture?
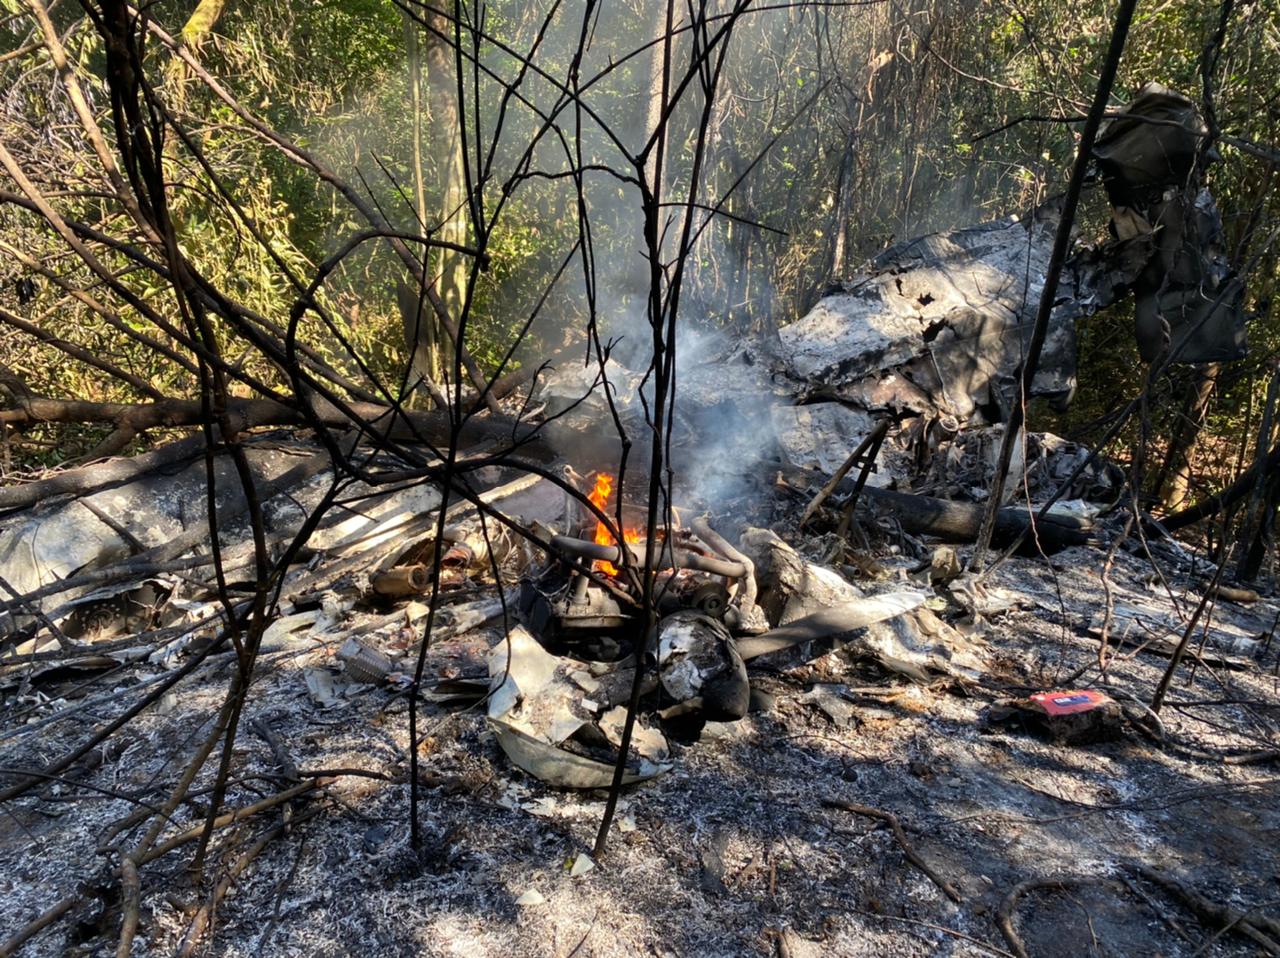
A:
[550,534,747,579]
[691,517,757,608]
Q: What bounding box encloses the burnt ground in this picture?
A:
[2,536,1279,958]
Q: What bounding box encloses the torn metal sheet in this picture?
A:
[735,592,927,661]
[304,668,347,709]
[738,527,866,624]
[656,611,750,721]
[1130,190,1245,364]
[0,441,328,617]
[487,625,590,745]
[769,404,902,485]
[304,480,443,559]
[856,607,989,682]
[800,684,857,727]
[261,610,322,650]
[489,721,670,789]
[1094,84,1207,192]
[779,205,1083,423]
[598,706,670,761]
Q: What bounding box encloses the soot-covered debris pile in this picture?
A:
[2,416,1279,957]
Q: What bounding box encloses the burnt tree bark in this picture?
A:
[1238,466,1280,581]
[860,486,1092,553]
[424,8,468,341]
[399,9,445,397]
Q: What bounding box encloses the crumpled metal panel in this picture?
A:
[779,205,1081,424]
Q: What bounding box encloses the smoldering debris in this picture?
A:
[2,412,1280,958]
[525,85,1241,537]
[4,430,1278,958]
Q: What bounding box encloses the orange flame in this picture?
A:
[588,472,641,576]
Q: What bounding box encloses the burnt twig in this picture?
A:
[1133,864,1280,955]
[997,878,1110,958]
[822,797,962,903]
[0,894,81,958]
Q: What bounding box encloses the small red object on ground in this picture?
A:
[1029,689,1112,716]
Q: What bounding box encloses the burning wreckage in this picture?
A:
[0,85,1255,794]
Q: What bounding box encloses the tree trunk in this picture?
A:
[424,14,469,375]
[1238,467,1280,582]
[829,50,890,282]
[828,130,856,282]
[1157,364,1219,509]
[860,486,1092,553]
[402,10,443,392]
[1234,368,1280,577]
[165,0,229,111]
[645,0,669,197]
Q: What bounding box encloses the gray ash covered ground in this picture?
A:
[2,532,1278,958]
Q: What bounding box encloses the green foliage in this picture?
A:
[1,0,1277,483]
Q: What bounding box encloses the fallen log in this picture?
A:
[858,487,1094,553]
[782,465,1095,552]
[0,393,546,453]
